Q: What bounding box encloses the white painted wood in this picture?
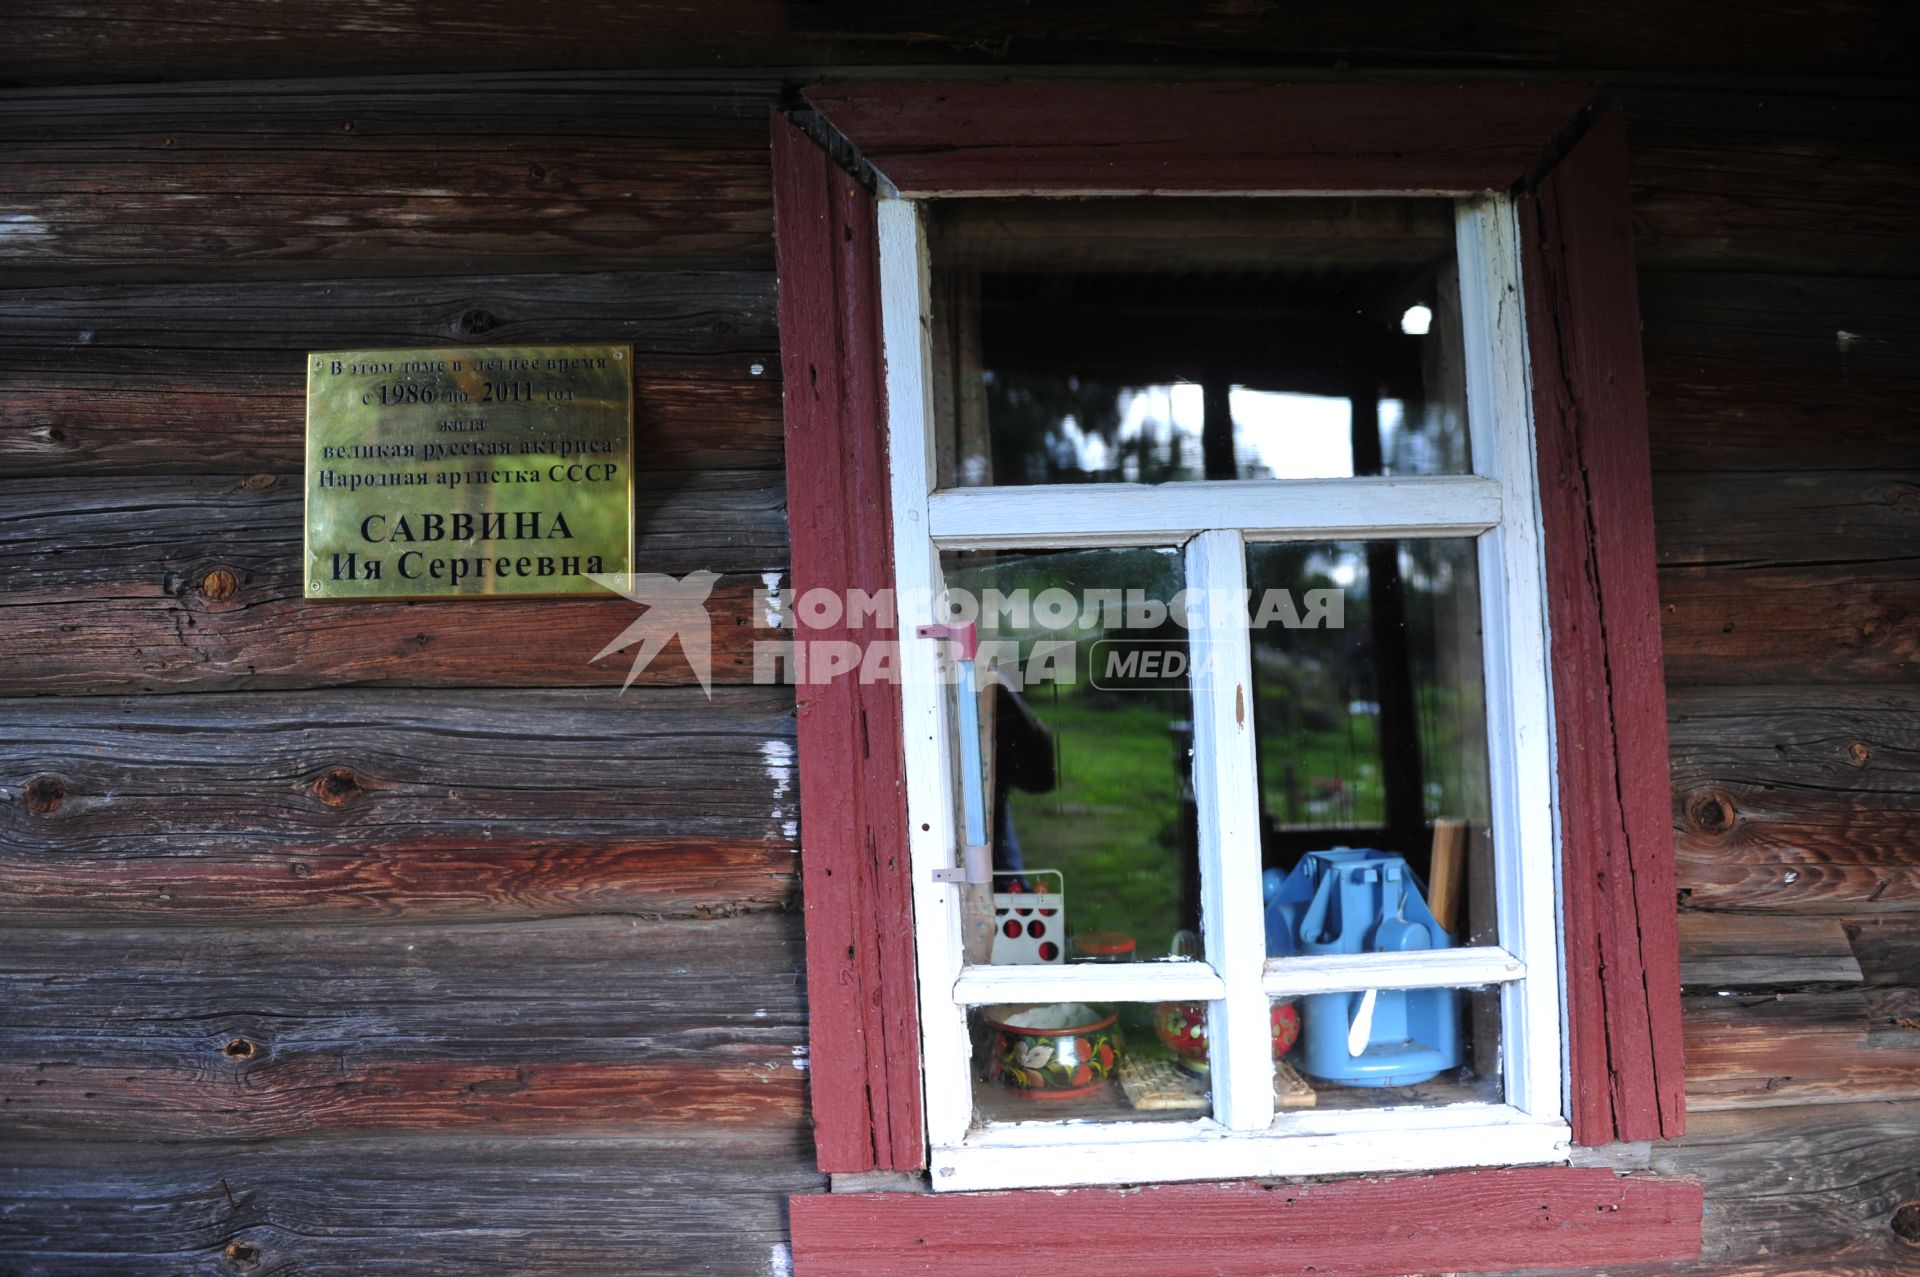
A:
[954,960,1225,1006]
[1457,197,1565,1123]
[1261,946,1525,998]
[967,1098,1536,1151]
[1185,529,1275,1133]
[879,196,976,1152]
[896,185,1494,200]
[933,1115,1571,1192]
[928,477,1502,549]
[886,190,1571,1190]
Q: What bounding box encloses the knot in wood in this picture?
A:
[1848,740,1872,766]
[222,1037,257,1060]
[460,308,500,335]
[201,568,240,602]
[312,766,362,807]
[223,1240,261,1269]
[1686,788,1737,836]
[1893,1201,1920,1246]
[240,473,278,491]
[23,776,66,816]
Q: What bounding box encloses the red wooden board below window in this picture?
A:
[790,1168,1703,1276]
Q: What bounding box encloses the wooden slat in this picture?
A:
[0,1131,820,1274]
[771,111,922,1173]
[0,76,776,283]
[1684,988,1920,1111]
[0,913,807,1138]
[1521,105,1687,1144]
[0,475,785,695]
[807,82,1590,195]
[1678,913,1864,988]
[790,1168,1702,1277]
[0,271,783,477]
[1669,686,1920,913]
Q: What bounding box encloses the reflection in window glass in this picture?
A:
[1246,538,1497,945]
[941,547,1199,960]
[928,197,1469,487]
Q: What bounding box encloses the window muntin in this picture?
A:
[885,194,1565,1191]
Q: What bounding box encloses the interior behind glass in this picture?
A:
[924,196,1516,1135]
[927,196,1468,488]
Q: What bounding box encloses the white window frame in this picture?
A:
[881,193,1568,1193]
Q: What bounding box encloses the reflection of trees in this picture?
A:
[986,372,1195,485]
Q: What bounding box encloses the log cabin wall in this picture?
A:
[0,6,1914,1274]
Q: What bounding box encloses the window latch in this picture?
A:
[918,622,992,885]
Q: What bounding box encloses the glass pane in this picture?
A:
[927,197,1469,488]
[940,547,1200,963]
[1247,538,1497,947]
[969,1001,1210,1125]
[1274,985,1502,1114]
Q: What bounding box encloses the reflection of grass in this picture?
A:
[1253,675,1484,828]
[1005,691,1187,954]
[1002,677,1487,952]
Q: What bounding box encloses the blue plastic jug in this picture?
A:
[1263,848,1463,1087]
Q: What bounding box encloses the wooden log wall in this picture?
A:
[2,7,1916,1274]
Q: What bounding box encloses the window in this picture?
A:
[772,84,1690,1270]
[885,193,1563,1190]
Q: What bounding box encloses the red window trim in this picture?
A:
[789,1166,1703,1277]
[772,80,1693,1271]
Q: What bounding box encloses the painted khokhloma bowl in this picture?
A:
[984,1003,1122,1099]
[1154,1000,1300,1072]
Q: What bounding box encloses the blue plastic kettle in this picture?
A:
[1263,848,1463,1087]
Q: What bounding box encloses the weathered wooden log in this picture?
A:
[1641,271,1920,474]
[0,470,787,583]
[1493,1101,1920,1277]
[1622,89,1920,276]
[8,4,1913,85]
[0,836,798,925]
[1659,561,1919,687]
[0,684,800,920]
[1845,914,1920,985]
[1,685,796,847]
[0,77,777,283]
[0,913,809,1139]
[1669,686,1920,911]
[0,1130,821,1275]
[0,271,782,477]
[0,475,788,694]
[1684,986,1920,1110]
[1654,471,1920,568]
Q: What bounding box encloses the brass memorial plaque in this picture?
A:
[304,344,634,599]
